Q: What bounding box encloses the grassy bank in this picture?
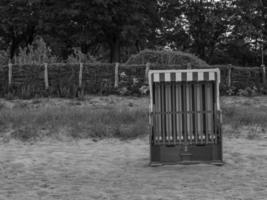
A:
[0,106,148,141]
[0,96,266,142]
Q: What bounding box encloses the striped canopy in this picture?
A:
[149,69,220,83]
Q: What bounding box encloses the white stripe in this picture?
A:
[165,73,171,82]
[209,71,215,80]
[154,73,160,82]
[187,72,193,81]
[148,68,220,74]
[198,71,204,81]
[175,72,181,81]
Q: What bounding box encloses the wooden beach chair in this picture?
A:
[148,69,223,165]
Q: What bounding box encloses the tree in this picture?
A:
[0,0,41,60]
[37,0,159,62]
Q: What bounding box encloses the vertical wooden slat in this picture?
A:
[192,84,197,144]
[182,84,187,144]
[175,84,183,143]
[155,83,161,144]
[165,83,172,143]
[205,82,214,143]
[171,82,177,144]
[153,83,157,144]
[202,83,206,144]
[213,82,218,144]
[186,83,193,144]
[160,83,166,144]
[165,84,169,142]
[196,83,204,143]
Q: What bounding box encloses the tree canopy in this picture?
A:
[0,0,266,66]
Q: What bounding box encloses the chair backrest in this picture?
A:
[148,69,221,145]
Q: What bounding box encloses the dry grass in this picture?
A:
[0,96,266,142]
[0,104,149,141]
[223,105,267,128]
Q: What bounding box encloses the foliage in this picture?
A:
[14,37,58,64]
[0,0,266,65]
[0,0,41,58]
[126,49,210,68]
[67,48,96,63]
[117,72,145,96]
[237,86,258,97]
[38,0,159,62]
[0,50,8,67]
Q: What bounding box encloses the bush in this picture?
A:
[14,36,59,64]
[126,49,210,68]
[0,50,8,68]
[66,48,96,63]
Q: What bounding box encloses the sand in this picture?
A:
[0,136,267,200]
[0,95,267,200]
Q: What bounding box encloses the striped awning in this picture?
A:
[149,69,220,83]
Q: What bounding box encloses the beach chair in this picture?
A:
[148,69,223,165]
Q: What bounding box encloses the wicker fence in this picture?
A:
[0,63,266,98]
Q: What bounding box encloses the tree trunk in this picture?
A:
[9,38,18,61]
[109,35,120,63]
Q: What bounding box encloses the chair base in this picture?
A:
[150,143,223,165]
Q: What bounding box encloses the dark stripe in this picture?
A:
[204,72,209,81]
[182,72,187,81]
[215,71,218,82]
[151,73,154,83]
[202,83,206,142]
[193,72,198,81]
[159,73,165,82]
[170,72,176,81]
[171,83,177,144]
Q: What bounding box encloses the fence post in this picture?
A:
[261,64,266,84]
[227,65,232,87]
[79,63,83,88]
[8,63,12,87]
[114,62,119,88]
[145,62,150,84]
[44,63,49,90]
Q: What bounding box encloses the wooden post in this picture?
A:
[145,62,150,84]
[227,65,232,87]
[44,63,49,90]
[261,64,266,84]
[8,63,12,87]
[79,63,83,88]
[114,62,119,88]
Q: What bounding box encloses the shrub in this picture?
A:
[66,48,96,63]
[14,36,59,64]
[126,49,210,68]
[0,50,8,68]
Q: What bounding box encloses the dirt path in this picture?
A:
[0,136,267,200]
